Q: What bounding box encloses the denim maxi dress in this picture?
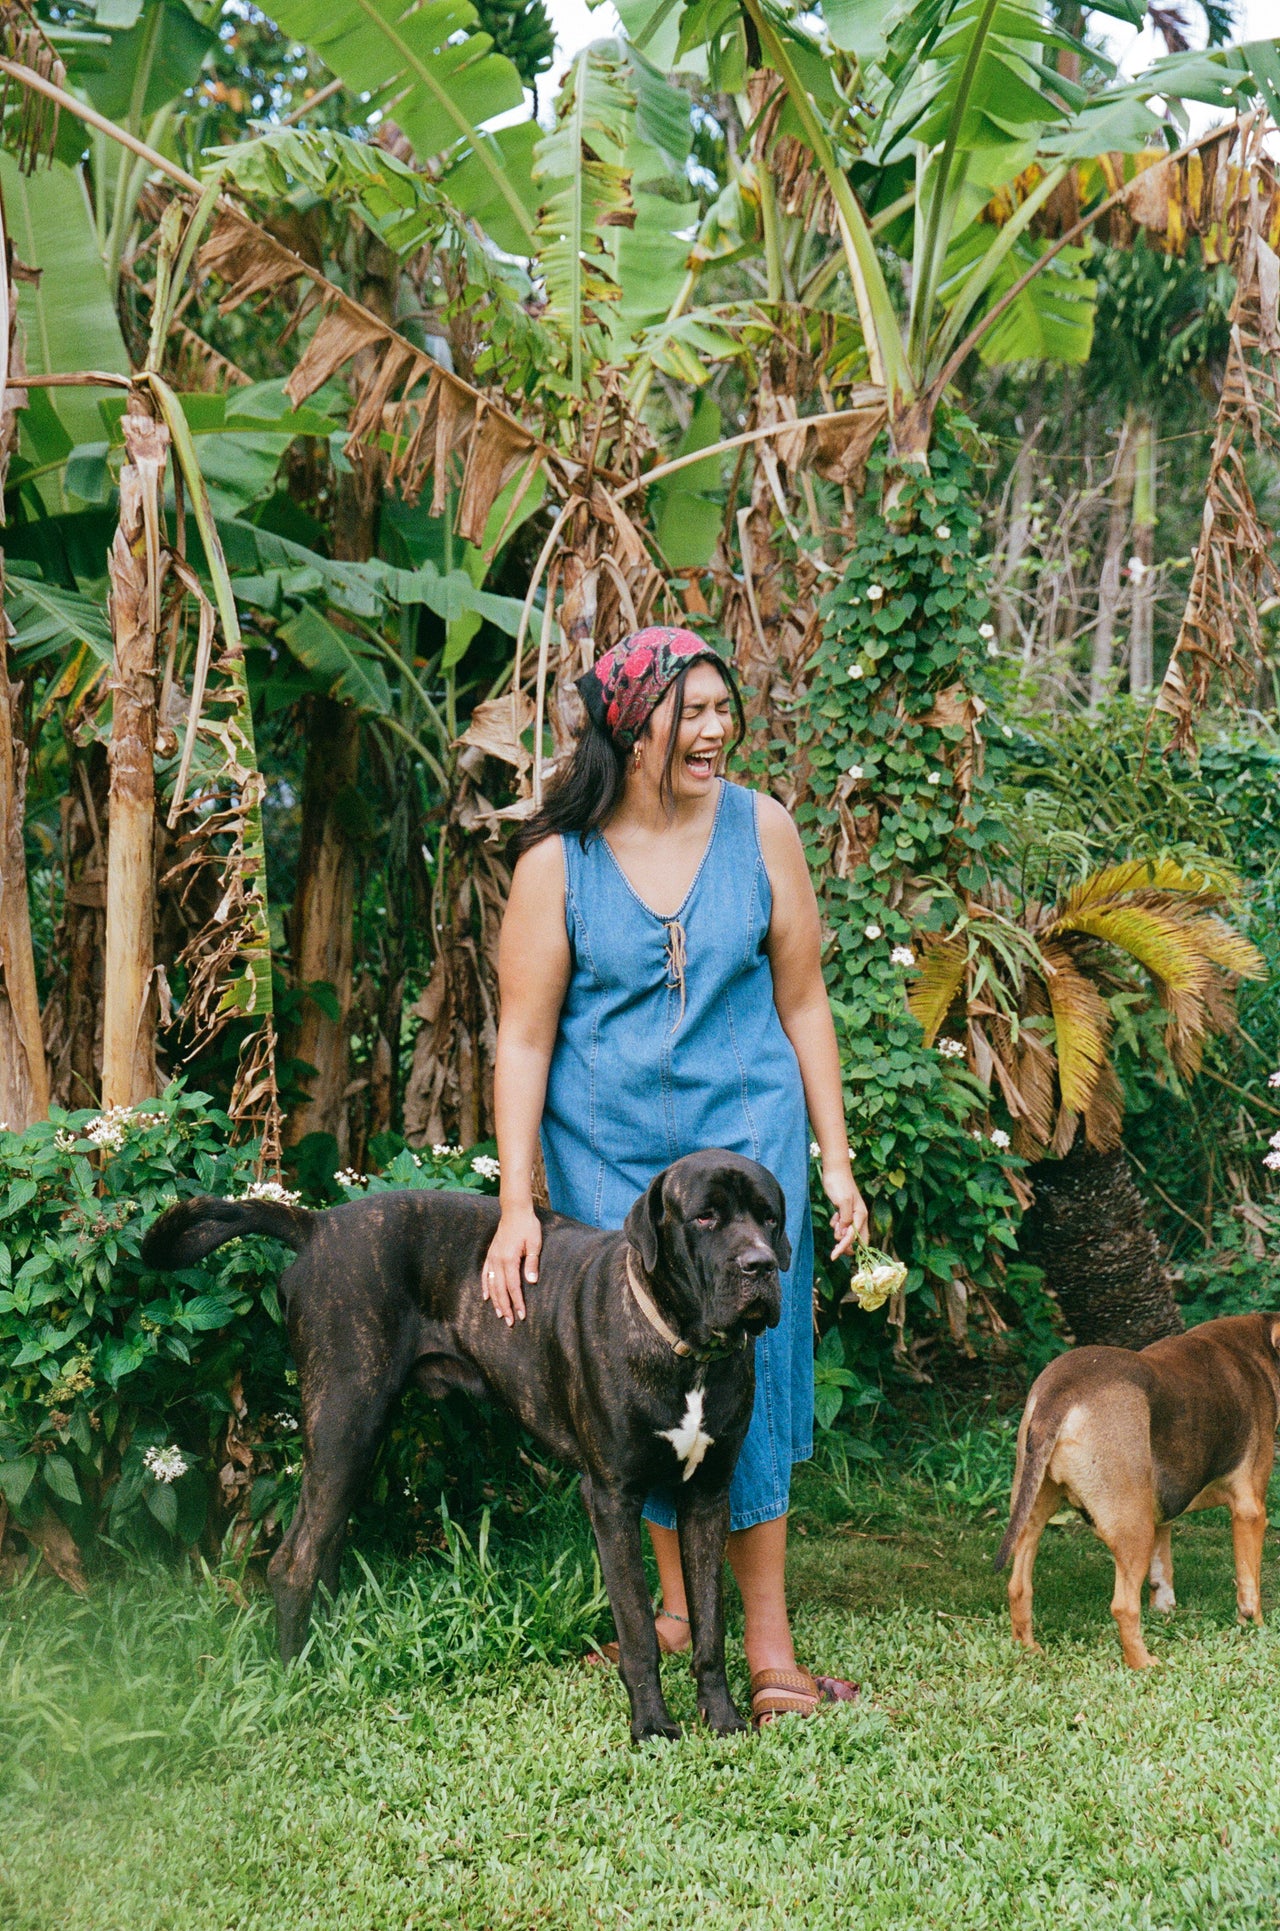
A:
[541,778,814,1531]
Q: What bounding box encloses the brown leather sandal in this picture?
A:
[750,1666,860,1727]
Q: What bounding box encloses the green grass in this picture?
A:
[4,1420,1280,1930]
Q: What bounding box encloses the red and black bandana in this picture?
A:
[576,627,723,750]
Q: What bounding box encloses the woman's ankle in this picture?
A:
[655,1609,691,1651]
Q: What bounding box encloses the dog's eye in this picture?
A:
[692,1213,717,1228]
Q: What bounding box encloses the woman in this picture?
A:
[482,626,868,1725]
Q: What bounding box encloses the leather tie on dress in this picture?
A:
[663,918,687,1030]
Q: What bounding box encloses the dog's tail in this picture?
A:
[994,1400,1059,1572]
[142,1194,315,1270]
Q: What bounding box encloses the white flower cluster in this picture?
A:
[133,1110,167,1131]
[845,1245,908,1313]
[432,1143,463,1159]
[54,1129,78,1152]
[238,1179,301,1205]
[1269,1071,1280,1089]
[972,1127,1011,1151]
[1265,1130,1280,1173]
[273,1411,299,1433]
[86,1106,133,1153]
[890,945,916,968]
[143,1444,188,1484]
[335,1168,367,1189]
[937,1038,966,1060]
[471,1154,501,1182]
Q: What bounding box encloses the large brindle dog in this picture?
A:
[998,1312,1280,1668]
[143,1149,787,1740]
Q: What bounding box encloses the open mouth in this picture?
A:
[684,751,716,779]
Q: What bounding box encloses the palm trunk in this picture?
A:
[0,612,50,1127]
[996,391,1041,647]
[101,402,169,1111]
[1089,411,1135,710]
[1128,410,1156,696]
[1019,1141,1183,1349]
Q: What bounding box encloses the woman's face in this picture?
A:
[638,660,733,801]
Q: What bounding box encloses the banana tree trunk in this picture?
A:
[1090,410,1136,710]
[1019,1141,1183,1349]
[0,615,50,1127]
[102,402,168,1111]
[283,694,360,1152]
[1128,411,1156,695]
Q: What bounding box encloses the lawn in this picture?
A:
[3,1416,1280,1931]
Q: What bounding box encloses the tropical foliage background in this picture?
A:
[1,0,1279,1572]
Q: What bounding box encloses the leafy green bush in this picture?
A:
[0,1088,499,1567]
[1174,1205,1280,1329]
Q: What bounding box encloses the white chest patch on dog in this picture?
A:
[658,1389,714,1481]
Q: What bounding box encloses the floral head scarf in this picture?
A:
[576,627,724,750]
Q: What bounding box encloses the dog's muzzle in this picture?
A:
[730,1246,782,1335]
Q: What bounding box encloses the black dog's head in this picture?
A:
[623,1151,788,1353]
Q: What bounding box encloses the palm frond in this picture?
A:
[906,938,967,1045]
[1040,939,1112,1118]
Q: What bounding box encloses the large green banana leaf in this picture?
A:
[0,152,129,501]
[265,0,536,249]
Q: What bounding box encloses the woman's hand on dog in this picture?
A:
[824,1163,869,1260]
[483,1206,542,1323]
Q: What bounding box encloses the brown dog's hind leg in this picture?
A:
[1094,1511,1158,1668]
[1007,1475,1065,1654]
[1228,1476,1267,1627]
[1148,1524,1175,1613]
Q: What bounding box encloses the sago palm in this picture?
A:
[907,858,1264,1348]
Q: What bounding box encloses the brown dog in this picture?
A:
[997,1313,1280,1668]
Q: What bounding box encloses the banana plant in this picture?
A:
[620,0,1280,468]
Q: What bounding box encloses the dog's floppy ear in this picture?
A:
[765,1175,791,1272]
[624,1171,666,1272]
[1269,1314,1280,1358]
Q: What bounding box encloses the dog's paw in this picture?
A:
[700,1704,749,1736]
[632,1715,682,1743]
[1150,1584,1176,1613]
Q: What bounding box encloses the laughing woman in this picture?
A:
[483,628,867,1725]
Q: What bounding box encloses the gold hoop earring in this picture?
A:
[631,742,642,765]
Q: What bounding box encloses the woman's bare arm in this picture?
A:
[757,794,869,1256]
[484,836,571,1322]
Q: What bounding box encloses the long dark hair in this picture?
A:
[508,655,747,860]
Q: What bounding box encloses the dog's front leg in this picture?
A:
[677,1486,745,1735]
[582,1479,680,1742]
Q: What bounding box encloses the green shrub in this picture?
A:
[0,1088,499,1567]
[1174,1204,1280,1328]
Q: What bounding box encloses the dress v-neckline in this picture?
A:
[599,780,727,922]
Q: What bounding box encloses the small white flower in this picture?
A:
[990,1128,1011,1151]
[432,1142,463,1159]
[978,622,995,640]
[864,923,883,940]
[470,1154,501,1182]
[848,664,865,680]
[936,525,951,541]
[867,584,884,602]
[239,1179,301,1205]
[273,1412,299,1432]
[986,639,1000,658]
[890,945,916,967]
[927,771,942,785]
[143,1444,188,1485]
[809,1141,821,1159]
[54,1129,77,1152]
[1269,1130,1280,1151]
[938,1038,965,1060]
[335,1168,366,1188]
[85,1105,132,1154]
[848,764,865,780]
[0,1121,9,1133]
[1127,555,1148,584]
[971,1130,985,1143]
[1001,725,1014,739]
[1265,1150,1280,1171]
[1269,1071,1280,1089]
